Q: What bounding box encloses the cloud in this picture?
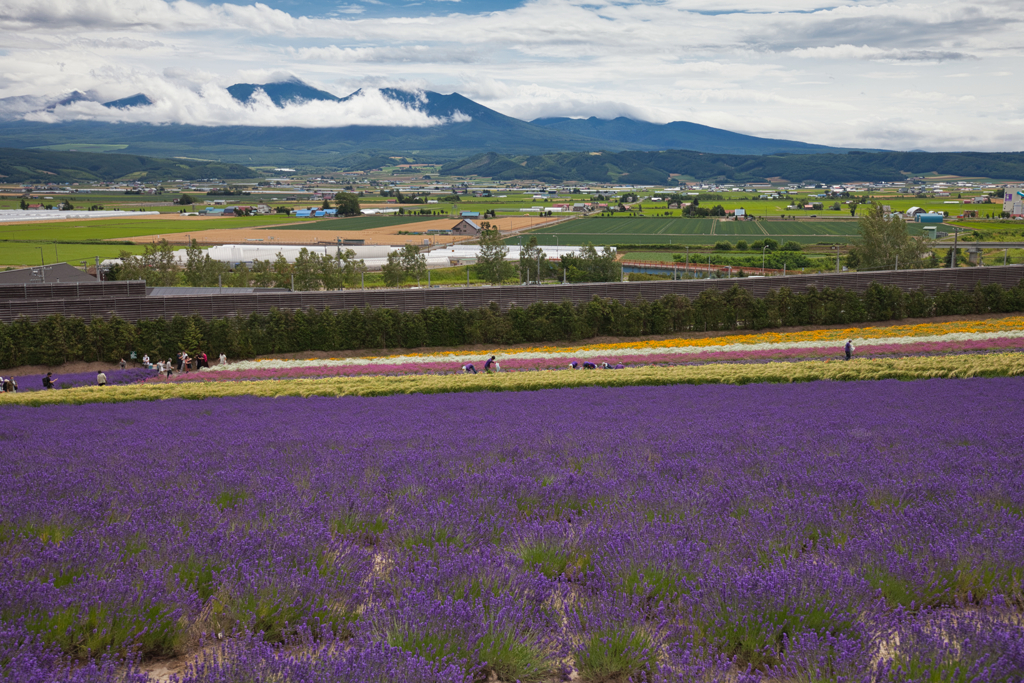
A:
[789,45,977,62]
[22,83,470,128]
[291,45,478,64]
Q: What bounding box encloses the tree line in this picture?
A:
[4,281,1024,369]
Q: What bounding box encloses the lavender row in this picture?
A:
[1,379,1023,681]
[5,367,157,393]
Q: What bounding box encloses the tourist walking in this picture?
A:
[96,370,107,387]
[119,358,127,370]
[42,372,56,389]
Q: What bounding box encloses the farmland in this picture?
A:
[2,373,1024,681]
[3,318,1024,680]
[513,216,873,246]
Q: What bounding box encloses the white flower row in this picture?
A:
[202,329,1024,373]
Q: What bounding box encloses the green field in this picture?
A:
[511,216,880,246]
[714,222,765,236]
[30,144,130,152]
[0,242,155,267]
[273,215,445,230]
[0,216,334,242]
[759,220,865,236]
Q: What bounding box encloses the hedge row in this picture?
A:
[3,280,1024,369]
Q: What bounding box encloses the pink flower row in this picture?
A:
[158,335,1024,384]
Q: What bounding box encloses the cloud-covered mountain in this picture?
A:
[0,81,864,163]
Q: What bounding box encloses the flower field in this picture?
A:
[169,316,1024,382]
[2,379,1024,681]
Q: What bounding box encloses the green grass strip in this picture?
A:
[3,353,1024,407]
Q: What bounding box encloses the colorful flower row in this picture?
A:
[160,334,1024,384]
[5,353,1024,406]
[190,326,1024,379]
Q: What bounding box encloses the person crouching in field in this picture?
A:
[462,364,477,374]
[582,361,598,370]
[484,356,497,373]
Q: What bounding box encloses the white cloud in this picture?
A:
[22,83,470,128]
[0,0,1020,150]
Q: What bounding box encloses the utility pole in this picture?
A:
[951,227,958,268]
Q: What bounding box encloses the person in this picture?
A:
[119,357,127,370]
[218,353,227,366]
[5,377,15,393]
[96,370,107,387]
[484,356,496,373]
[42,372,56,389]
[156,360,165,373]
[845,339,853,361]
[199,351,208,369]
[142,354,150,368]
[0,376,5,393]
[462,364,477,374]
[582,361,598,369]
[569,361,579,369]
[165,360,174,379]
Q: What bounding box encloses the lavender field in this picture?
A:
[2,379,1024,682]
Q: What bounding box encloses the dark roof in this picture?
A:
[0,262,97,284]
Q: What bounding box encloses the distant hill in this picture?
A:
[531,117,857,155]
[0,83,868,164]
[0,148,257,183]
[441,149,1024,184]
[102,94,154,109]
[228,79,341,107]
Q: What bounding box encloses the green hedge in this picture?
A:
[3,281,1024,369]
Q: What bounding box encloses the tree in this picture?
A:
[183,239,230,287]
[321,199,331,211]
[399,244,427,284]
[847,204,927,271]
[230,262,252,287]
[561,243,619,283]
[250,259,274,288]
[519,236,548,282]
[334,192,360,216]
[292,248,323,291]
[19,198,27,210]
[116,239,178,286]
[271,254,293,289]
[476,226,514,285]
[336,248,367,288]
[381,251,406,287]
[178,193,195,205]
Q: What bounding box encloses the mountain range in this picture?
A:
[0,80,862,166]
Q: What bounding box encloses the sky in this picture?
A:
[0,0,1021,151]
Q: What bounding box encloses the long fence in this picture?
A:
[1,266,1022,324]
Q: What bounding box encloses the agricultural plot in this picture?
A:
[0,216,332,242]
[2,376,1024,681]
[713,221,764,235]
[272,215,443,230]
[760,220,863,236]
[0,241,150,267]
[518,217,715,245]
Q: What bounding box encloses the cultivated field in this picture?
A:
[121,216,557,246]
[516,217,876,246]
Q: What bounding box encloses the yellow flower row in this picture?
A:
[7,353,1024,407]
[259,315,1024,363]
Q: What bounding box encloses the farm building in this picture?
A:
[906,206,925,217]
[460,211,480,218]
[451,219,482,236]
[915,213,944,224]
[1004,187,1024,217]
